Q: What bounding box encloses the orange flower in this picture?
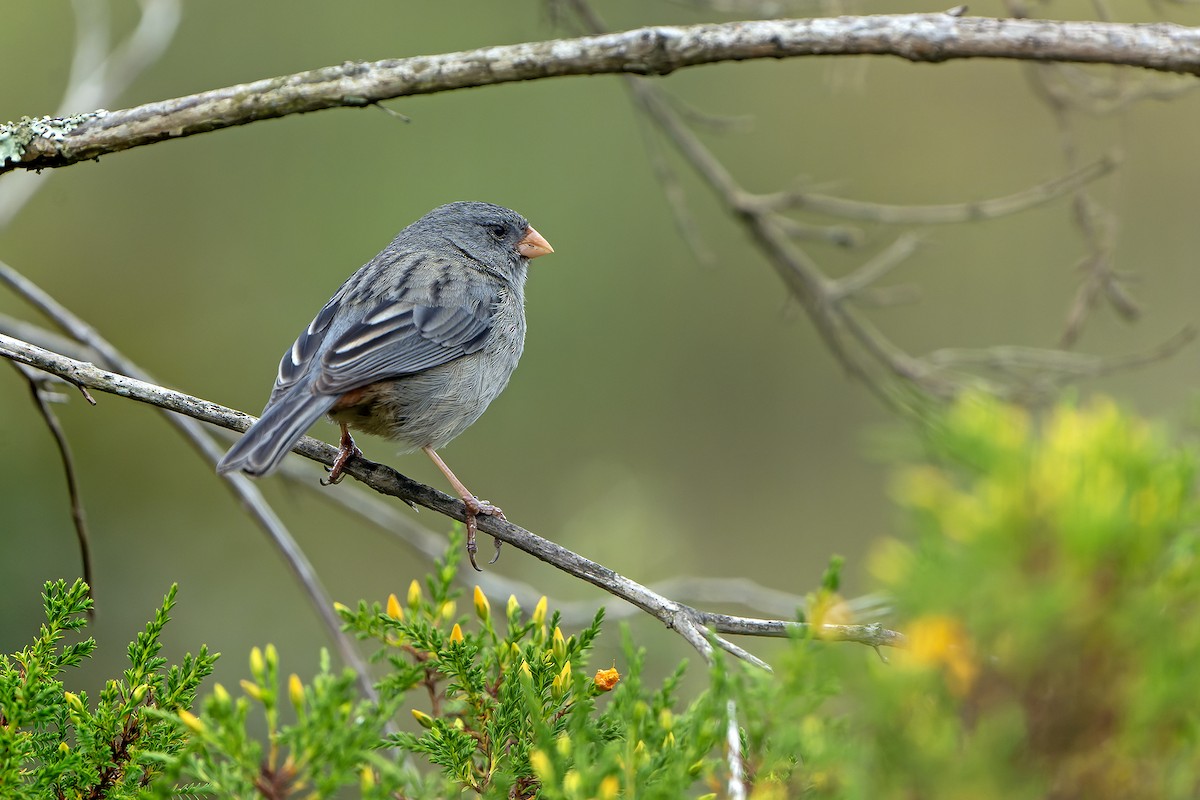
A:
[594,667,620,692]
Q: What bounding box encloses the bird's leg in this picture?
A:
[421,445,505,571]
[321,424,363,486]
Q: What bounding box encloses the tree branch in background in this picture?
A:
[5,14,1200,174]
[562,0,1195,405]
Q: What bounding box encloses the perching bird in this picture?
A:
[216,202,554,569]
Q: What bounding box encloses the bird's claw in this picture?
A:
[321,431,363,486]
[463,497,505,572]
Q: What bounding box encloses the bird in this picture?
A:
[216,201,554,570]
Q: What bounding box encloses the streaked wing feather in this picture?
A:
[314,298,492,394]
[268,291,343,404]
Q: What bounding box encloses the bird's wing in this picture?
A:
[310,298,493,395]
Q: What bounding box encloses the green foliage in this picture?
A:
[768,393,1200,799]
[0,579,216,799]
[11,395,1199,798]
[155,530,761,798]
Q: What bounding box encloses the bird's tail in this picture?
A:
[216,388,339,477]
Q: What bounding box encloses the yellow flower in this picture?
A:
[448,623,464,644]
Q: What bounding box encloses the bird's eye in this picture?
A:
[488,224,508,240]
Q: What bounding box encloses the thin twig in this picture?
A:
[10,361,94,612]
[751,154,1120,223]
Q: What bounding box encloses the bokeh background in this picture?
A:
[3,0,1200,697]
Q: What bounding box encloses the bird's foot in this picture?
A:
[321,429,363,486]
[464,497,505,572]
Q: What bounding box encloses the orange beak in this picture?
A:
[517,225,554,260]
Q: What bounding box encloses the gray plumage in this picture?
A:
[216,201,548,477]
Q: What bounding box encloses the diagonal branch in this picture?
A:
[0,332,906,668]
[4,15,1200,174]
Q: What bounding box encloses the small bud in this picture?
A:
[63,691,85,714]
[439,601,457,621]
[506,594,521,619]
[473,585,491,622]
[663,731,676,748]
[211,683,231,709]
[448,623,464,644]
[552,661,572,699]
[386,593,403,621]
[249,647,265,681]
[552,627,567,663]
[264,643,278,671]
[411,709,434,729]
[177,709,206,733]
[563,770,581,794]
[529,750,554,783]
[555,732,572,757]
[659,708,673,731]
[58,741,71,754]
[288,674,305,711]
[689,759,706,777]
[333,601,351,616]
[599,775,620,799]
[532,595,548,626]
[407,579,423,608]
[519,659,532,680]
[359,765,376,792]
[239,679,264,701]
[131,684,149,704]
[594,667,620,692]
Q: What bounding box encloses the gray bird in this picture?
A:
[216,202,554,569]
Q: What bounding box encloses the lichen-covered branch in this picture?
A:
[3,14,1200,174]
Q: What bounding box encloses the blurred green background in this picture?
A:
[3,0,1200,695]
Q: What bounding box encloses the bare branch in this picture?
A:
[0,332,905,667]
[4,15,1200,174]
[2,311,893,632]
[752,154,1120,224]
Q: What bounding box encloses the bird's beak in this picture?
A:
[517,226,554,259]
